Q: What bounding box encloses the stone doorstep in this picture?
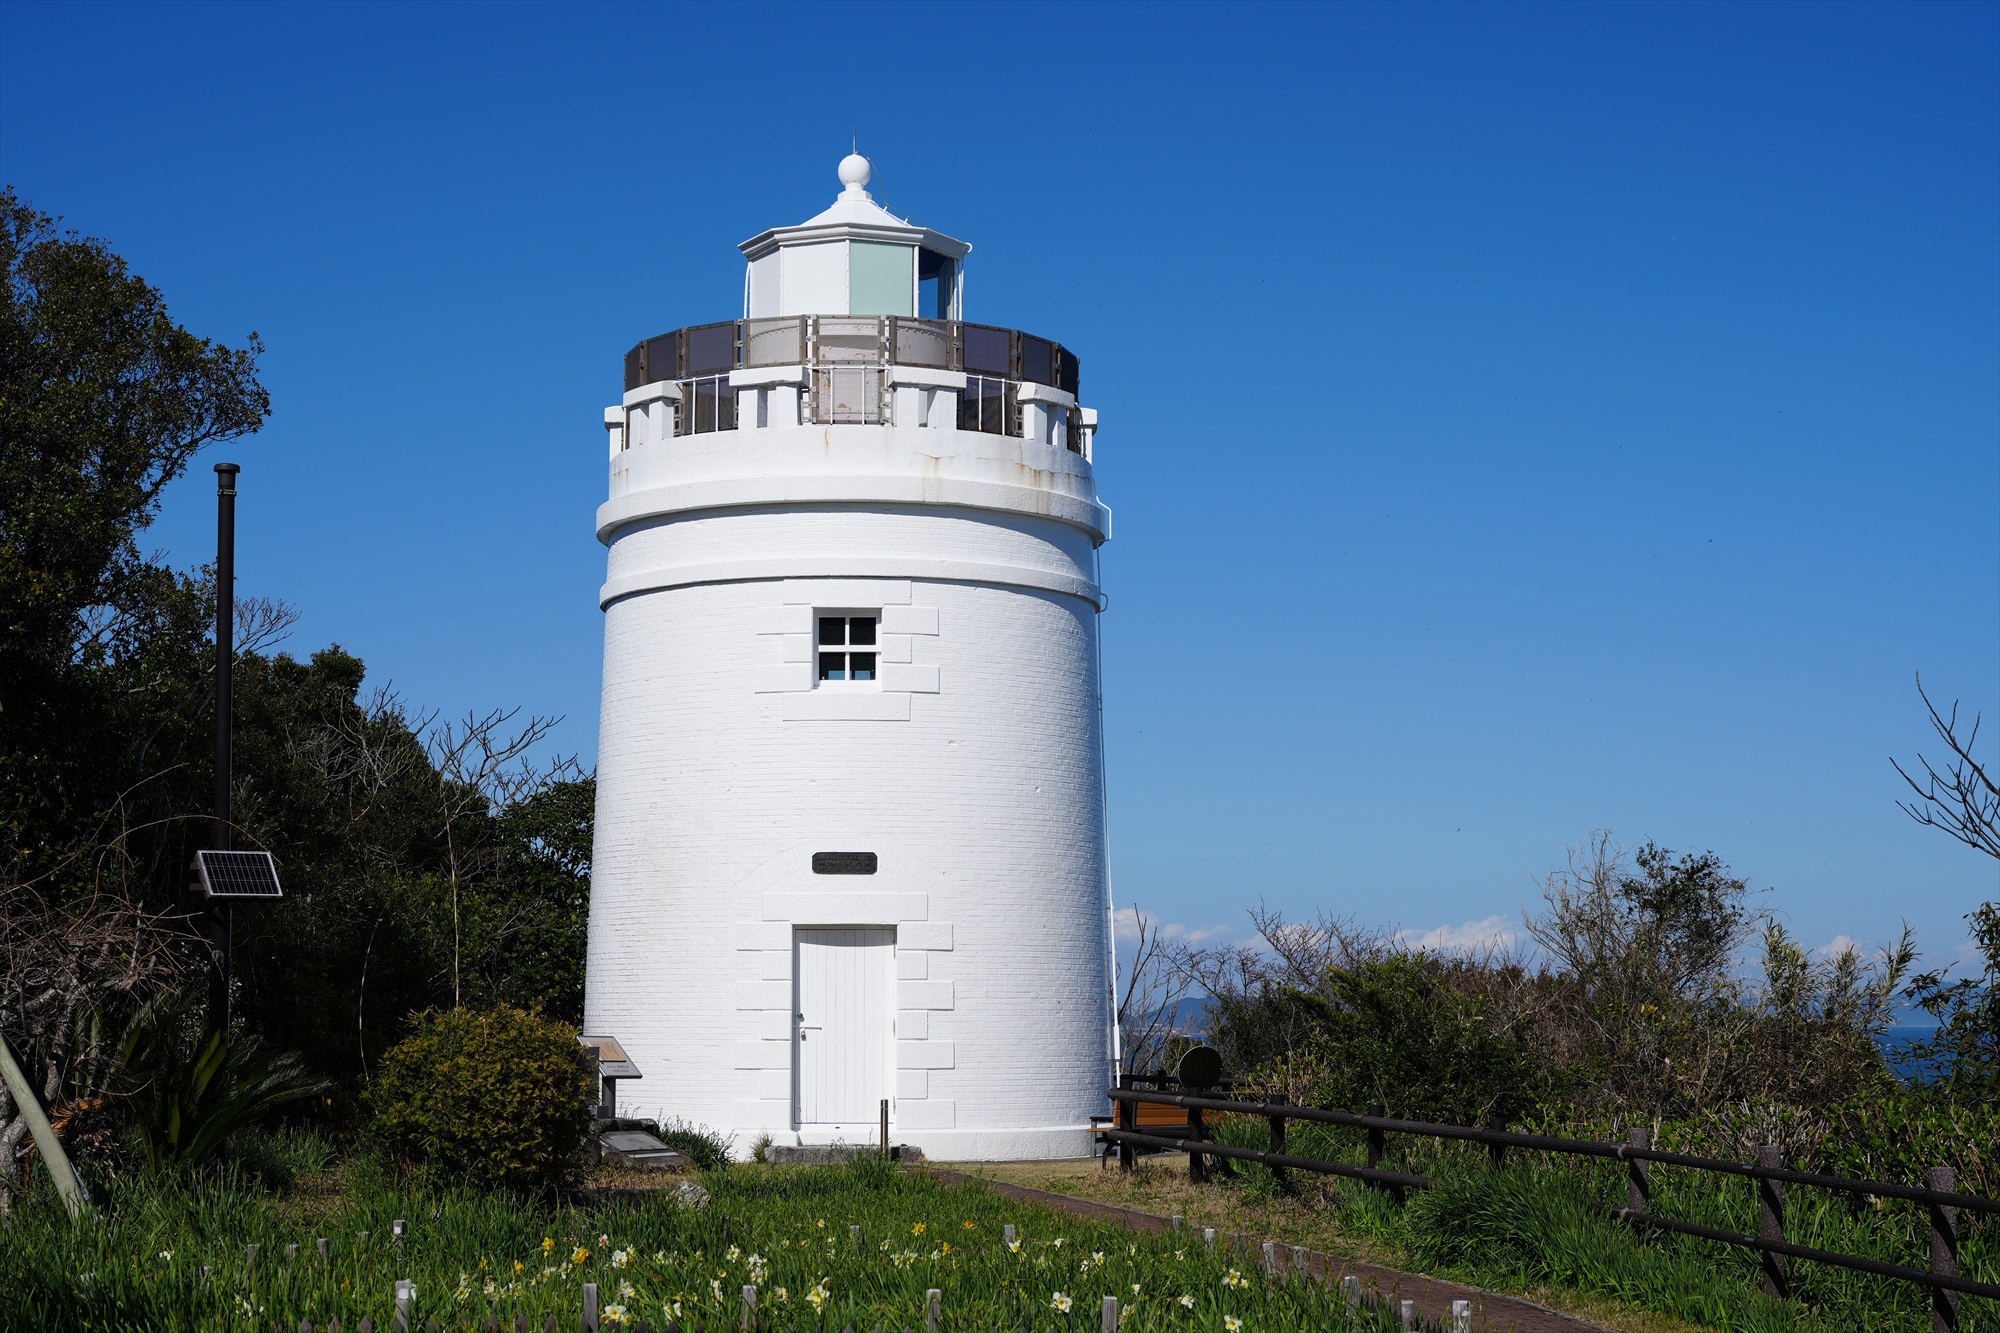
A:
[925,1168,1616,1333]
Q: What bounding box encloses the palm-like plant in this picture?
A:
[113,992,326,1170]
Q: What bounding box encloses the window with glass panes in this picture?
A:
[816,614,877,683]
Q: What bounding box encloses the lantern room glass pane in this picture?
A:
[849,242,914,317]
[917,250,954,319]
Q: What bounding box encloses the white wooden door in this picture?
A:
[794,927,894,1126]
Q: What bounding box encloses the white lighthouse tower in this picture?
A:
[585,155,1112,1161]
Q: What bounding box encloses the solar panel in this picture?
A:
[195,850,284,899]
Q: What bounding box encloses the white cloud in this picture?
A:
[1400,915,1520,954]
[1818,935,1861,960]
[1113,905,1233,946]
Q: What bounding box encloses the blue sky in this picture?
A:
[4,1,1995,970]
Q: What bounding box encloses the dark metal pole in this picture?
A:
[209,463,239,1032]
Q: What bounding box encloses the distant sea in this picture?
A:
[1141,1006,1946,1085]
[1880,1025,1942,1084]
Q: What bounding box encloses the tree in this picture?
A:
[1,187,269,898]
[1,188,268,1202]
[1893,674,1998,861]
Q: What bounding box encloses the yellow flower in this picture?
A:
[1224,1317,1243,1332]
[912,1223,926,1236]
[963,1221,978,1230]
[513,1261,525,1274]
[540,1238,555,1255]
[572,1247,592,1265]
[1050,1292,1074,1313]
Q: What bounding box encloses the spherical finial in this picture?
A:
[837,152,871,194]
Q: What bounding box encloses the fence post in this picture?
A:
[1100,1295,1118,1332]
[1626,1127,1651,1216]
[1116,1074,1135,1174]
[740,1284,756,1331]
[1365,1104,1385,1173]
[1485,1115,1507,1171]
[582,1281,600,1333]
[1268,1093,1291,1192]
[1928,1165,1959,1333]
[393,1279,413,1333]
[1756,1145,1787,1300]
[1187,1103,1208,1184]
[926,1288,942,1332]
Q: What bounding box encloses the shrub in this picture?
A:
[656,1117,730,1171]
[113,990,326,1172]
[366,1006,593,1192]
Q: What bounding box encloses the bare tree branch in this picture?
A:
[1893,673,1999,860]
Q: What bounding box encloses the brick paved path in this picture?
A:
[928,1168,1612,1333]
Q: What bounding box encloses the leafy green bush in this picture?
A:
[366,1006,593,1193]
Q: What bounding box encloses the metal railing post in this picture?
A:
[1188,1103,1208,1183]
[1486,1114,1507,1171]
[1268,1093,1290,1192]
[1930,1165,1959,1333]
[1757,1145,1787,1300]
[1626,1127,1651,1216]
[1115,1075,1134,1173]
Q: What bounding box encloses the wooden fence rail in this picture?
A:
[1106,1084,1997,1330]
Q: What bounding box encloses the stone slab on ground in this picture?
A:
[927,1167,1612,1333]
[768,1143,925,1165]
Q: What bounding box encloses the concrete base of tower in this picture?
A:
[728,1125,1099,1164]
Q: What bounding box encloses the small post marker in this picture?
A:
[1170,1214,1183,1234]
[246,1243,259,1265]
[1100,1295,1118,1331]
[741,1284,756,1330]
[925,1288,942,1332]
[393,1279,414,1332]
[317,1238,331,1262]
[1625,1127,1651,1216]
[285,1243,299,1262]
[1451,1298,1473,1333]
[583,1281,600,1333]
[1757,1145,1788,1300]
[1201,1228,1216,1251]
[1344,1275,1361,1308]
[1003,1224,1016,1246]
[392,1218,407,1243]
[1290,1245,1307,1279]
[851,1224,863,1247]
[1929,1165,1960,1333]
[1400,1297,1418,1330]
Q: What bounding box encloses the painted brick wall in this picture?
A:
[587,503,1111,1160]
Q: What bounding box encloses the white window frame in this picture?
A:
[814,610,880,688]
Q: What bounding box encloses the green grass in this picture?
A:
[2,1154,1413,1332]
[1202,1115,1999,1332]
